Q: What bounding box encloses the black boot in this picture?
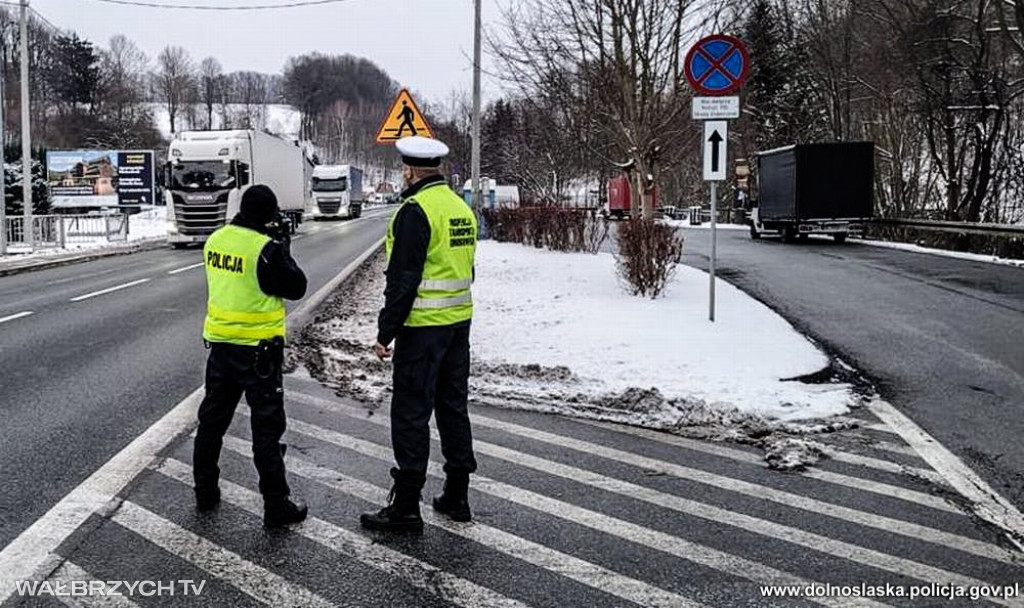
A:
[195,486,221,512]
[360,469,424,532]
[263,496,308,528]
[432,474,471,522]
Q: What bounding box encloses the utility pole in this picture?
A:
[0,56,5,256]
[470,0,482,212]
[19,0,31,250]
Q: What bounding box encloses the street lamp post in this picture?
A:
[0,57,6,256]
[19,0,31,250]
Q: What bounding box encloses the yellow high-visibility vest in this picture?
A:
[202,224,286,345]
[386,182,476,327]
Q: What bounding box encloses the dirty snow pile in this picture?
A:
[297,241,861,452]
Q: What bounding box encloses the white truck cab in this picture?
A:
[311,165,363,219]
[165,130,311,246]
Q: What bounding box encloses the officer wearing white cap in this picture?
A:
[361,136,479,533]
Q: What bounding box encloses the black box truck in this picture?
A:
[749,142,874,243]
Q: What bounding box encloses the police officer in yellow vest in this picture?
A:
[194,184,309,528]
[361,136,478,532]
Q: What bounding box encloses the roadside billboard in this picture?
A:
[46,150,155,209]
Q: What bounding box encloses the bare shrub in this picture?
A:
[482,204,608,254]
[614,218,684,298]
[581,213,609,253]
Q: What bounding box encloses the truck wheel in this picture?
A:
[171,243,188,250]
[798,233,810,241]
[833,233,847,244]
[749,223,761,240]
[781,226,797,243]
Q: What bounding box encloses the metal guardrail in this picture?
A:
[868,218,1024,238]
[3,214,130,249]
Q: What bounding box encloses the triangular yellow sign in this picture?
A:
[376,89,434,144]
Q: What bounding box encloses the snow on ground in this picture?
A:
[664,218,750,230]
[0,206,167,264]
[150,104,301,140]
[854,237,1024,268]
[296,241,861,457]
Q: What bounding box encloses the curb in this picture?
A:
[0,238,169,278]
[287,238,384,342]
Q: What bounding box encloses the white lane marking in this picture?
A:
[867,398,1024,552]
[818,446,946,485]
[0,311,33,325]
[110,501,334,608]
[0,387,203,602]
[210,439,700,608]
[167,262,203,275]
[577,419,959,514]
[294,392,1017,567]
[0,237,385,605]
[261,411,886,608]
[69,279,150,302]
[863,440,921,459]
[50,561,140,608]
[157,458,533,608]
[863,422,901,435]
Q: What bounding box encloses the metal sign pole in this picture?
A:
[0,59,6,257]
[709,180,717,322]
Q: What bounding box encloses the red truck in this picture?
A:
[605,174,658,219]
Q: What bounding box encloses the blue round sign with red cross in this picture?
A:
[684,34,750,96]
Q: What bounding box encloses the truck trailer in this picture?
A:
[311,165,363,219]
[749,142,874,243]
[164,130,313,246]
[605,174,658,219]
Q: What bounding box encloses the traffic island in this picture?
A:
[294,241,878,471]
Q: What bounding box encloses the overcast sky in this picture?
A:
[33,0,504,106]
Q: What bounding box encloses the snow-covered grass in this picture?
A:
[471,242,854,422]
[297,240,859,444]
[854,236,1024,268]
[150,104,301,140]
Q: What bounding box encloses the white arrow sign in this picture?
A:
[703,121,727,181]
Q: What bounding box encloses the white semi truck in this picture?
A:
[164,130,313,247]
[311,165,363,219]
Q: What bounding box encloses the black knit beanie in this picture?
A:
[240,185,278,225]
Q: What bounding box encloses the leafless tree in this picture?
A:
[234,71,269,130]
[200,57,222,129]
[157,45,193,134]
[492,0,704,217]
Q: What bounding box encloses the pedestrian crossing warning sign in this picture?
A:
[376,89,434,144]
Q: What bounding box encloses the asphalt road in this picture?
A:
[0,209,391,552]
[4,219,1024,606]
[681,227,1024,511]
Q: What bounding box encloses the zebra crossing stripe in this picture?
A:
[577,419,959,514]
[153,458,531,608]
[291,391,1018,566]
[109,501,336,608]
[248,410,887,608]
[209,436,706,608]
[818,445,946,485]
[49,561,140,608]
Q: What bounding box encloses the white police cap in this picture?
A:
[396,136,449,168]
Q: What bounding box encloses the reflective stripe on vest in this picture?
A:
[202,224,286,345]
[386,182,476,327]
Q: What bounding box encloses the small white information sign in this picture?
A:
[692,96,740,120]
